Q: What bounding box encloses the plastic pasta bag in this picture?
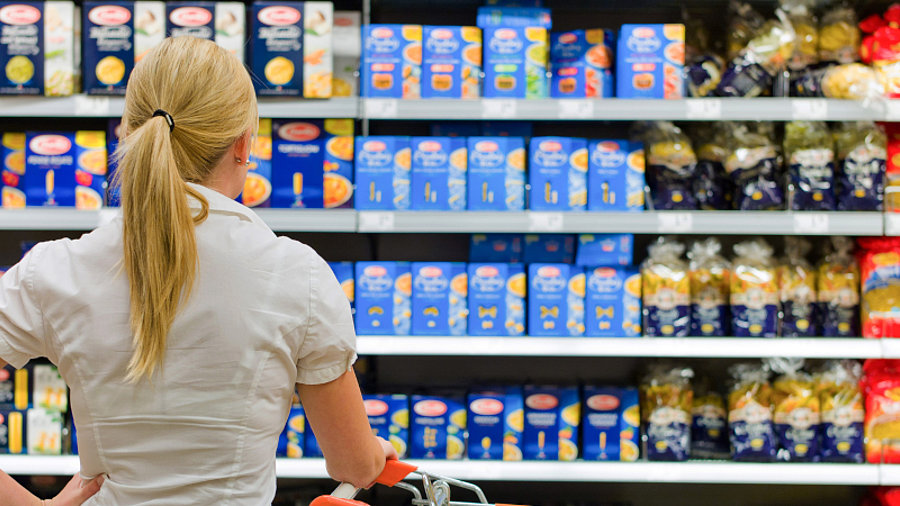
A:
[688,238,731,337]
[727,0,766,61]
[781,0,818,72]
[770,357,820,461]
[691,378,730,459]
[863,359,900,463]
[818,3,860,64]
[784,121,836,210]
[716,10,796,97]
[858,237,900,338]
[777,237,818,337]
[693,124,734,210]
[729,362,777,462]
[818,360,864,463]
[644,122,698,210]
[817,237,860,337]
[834,122,886,211]
[725,124,784,210]
[641,363,694,461]
[642,237,691,337]
[731,239,779,337]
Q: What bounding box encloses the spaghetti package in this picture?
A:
[818,360,864,463]
[640,364,694,461]
[817,237,860,337]
[777,237,818,337]
[858,237,900,338]
[770,358,820,462]
[863,359,900,463]
[731,239,779,338]
[725,124,784,210]
[833,122,886,211]
[688,238,731,337]
[691,379,730,459]
[642,237,690,337]
[728,362,776,462]
[784,121,836,211]
[643,122,698,210]
[692,124,734,210]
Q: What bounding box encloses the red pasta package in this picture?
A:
[863,359,900,463]
[858,237,900,338]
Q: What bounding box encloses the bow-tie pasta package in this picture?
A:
[528,263,585,337]
[467,263,525,336]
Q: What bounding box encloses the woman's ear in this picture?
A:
[234,129,252,164]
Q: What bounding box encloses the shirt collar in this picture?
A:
[185,182,270,231]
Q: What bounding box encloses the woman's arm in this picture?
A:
[0,471,103,505]
[298,369,397,489]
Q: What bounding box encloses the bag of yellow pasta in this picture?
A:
[859,237,900,338]
[818,4,860,64]
[778,237,818,337]
[729,362,776,461]
[817,236,860,337]
[818,360,864,463]
[691,377,729,459]
[780,0,818,72]
[731,239,779,337]
[643,122,698,210]
[769,357,820,461]
[642,237,690,337]
[640,364,693,461]
[688,238,731,337]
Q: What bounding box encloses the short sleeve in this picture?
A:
[295,255,357,385]
[0,245,47,369]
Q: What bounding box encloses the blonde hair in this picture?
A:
[115,36,258,381]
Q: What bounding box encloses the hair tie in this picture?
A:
[152,109,175,132]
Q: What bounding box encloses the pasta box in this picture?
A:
[362,24,422,98]
[410,395,466,460]
[469,233,523,263]
[411,137,467,211]
[483,26,548,99]
[522,234,574,264]
[528,137,588,211]
[587,140,645,212]
[25,131,107,209]
[528,263,585,337]
[27,407,62,455]
[33,364,67,412]
[467,136,525,211]
[303,1,332,98]
[249,1,304,97]
[327,261,354,310]
[355,262,411,335]
[1,132,25,208]
[82,1,166,95]
[550,29,614,98]
[165,1,245,63]
[276,405,304,458]
[270,119,335,208]
[467,386,524,461]
[106,119,123,207]
[523,385,579,461]
[241,118,272,208]
[421,25,481,99]
[411,262,467,336]
[332,10,360,97]
[0,1,77,96]
[0,410,25,454]
[354,136,411,210]
[575,233,633,267]
[321,119,353,208]
[615,24,684,99]
[582,386,640,461]
[467,263,525,336]
[585,266,641,337]
[364,394,409,458]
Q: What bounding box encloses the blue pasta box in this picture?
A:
[362,24,422,98]
[106,119,123,207]
[588,140,645,212]
[165,2,245,63]
[550,29,614,98]
[620,388,640,461]
[467,137,525,211]
[523,385,579,461]
[305,424,323,457]
[582,386,640,461]
[240,118,273,208]
[528,137,587,211]
[276,405,305,458]
[410,395,466,460]
[528,263,584,337]
[249,1,304,97]
[0,365,28,411]
[69,417,77,455]
[355,262,411,335]
[585,266,641,338]
[411,137,467,211]
[327,261,354,311]
[354,136,412,210]
[271,120,325,208]
[1,132,25,208]
[411,262,467,336]
[616,24,684,99]
[469,233,522,263]
[467,386,524,461]
[0,1,77,96]
[468,263,525,336]
[364,394,409,458]
[0,410,26,454]
[25,131,107,209]
[523,234,574,263]
[576,234,633,267]
[476,7,551,29]
[82,1,166,95]
[483,26,548,99]
[422,26,482,99]
[322,120,354,209]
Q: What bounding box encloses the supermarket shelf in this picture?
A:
[357,336,882,359]
[256,97,359,119]
[254,209,357,232]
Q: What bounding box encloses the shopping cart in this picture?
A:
[311,460,523,506]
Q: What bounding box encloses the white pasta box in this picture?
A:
[0,1,78,96]
[26,408,62,455]
[32,364,67,412]
[165,1,244,63]
[332,10,359,97]
[303,1,332,98]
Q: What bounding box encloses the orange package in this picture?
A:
[863,360,900,463]
[858,238,900,338]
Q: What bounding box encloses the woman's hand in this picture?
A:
[47,474,105,506]
[376,436,399,462]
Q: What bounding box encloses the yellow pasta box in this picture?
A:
[250,1,304,97]
[27,407,62,455]
[1,132,25,208]
[0,1,77,96]
[332,10,360,97]
[303,1,332,98]
[0,410,26,454]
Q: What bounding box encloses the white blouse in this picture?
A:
[0,183,357,505]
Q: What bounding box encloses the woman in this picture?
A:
[0,36,395,504]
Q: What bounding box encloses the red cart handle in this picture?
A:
[373,460,418,487]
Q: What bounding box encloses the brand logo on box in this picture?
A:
[414,400,447,417]
[364,140,387,152]
[169,7,212,27]
[0,4,40,25]
[537,265,560,277]
[587,394,620,411]
[419,141,442,153]
[258,6,301,26]
[627,30,661,53]
[470,398,504,416]
[526,393,558,410]
[365,399,389,416]
[88,5,131,26]
[278,122,321,142]
[591,141,626,168]
[372,27,394,38]
[475,265,499,277]
[489,29,523,54]
[29,135,71,156]
[558,32,577,44]
[426,29,459,54]
[364,265,387,277]
[471,141,504,167]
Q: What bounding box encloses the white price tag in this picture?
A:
[97,209,119,227]
[558,99,594,119]
[887,214,900,236]
[482,99,517,119]
[364,99,399,119]
[685,98,722,120]
[791,99,829,120]
[74,96,110,117]
[657,213,693,233]
[792,213,830,234]
[528,212,564,232]
[887,101,900,122]
[358,211,395,231]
